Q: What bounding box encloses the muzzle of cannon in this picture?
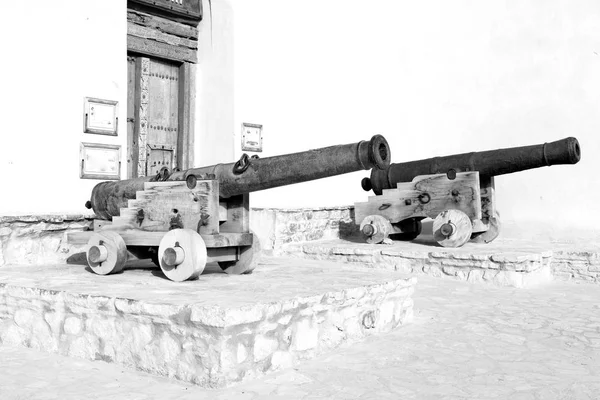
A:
[361,137,581,195]
[88,134,390,220]
[355,137,581,248]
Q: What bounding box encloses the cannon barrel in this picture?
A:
[362,137,581,195]
[88,134,390,220]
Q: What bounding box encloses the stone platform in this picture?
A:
[0,258,415,388]
[280,236,583,288]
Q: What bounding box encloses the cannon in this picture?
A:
[68,135,390,281]
[355,137,581,247]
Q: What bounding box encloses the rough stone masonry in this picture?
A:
[0,259,415,388]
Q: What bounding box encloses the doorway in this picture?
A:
[127,55,194,179]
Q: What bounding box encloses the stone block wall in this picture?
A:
[250,206,359,252]
[551,251,600,283]
[283,243,554,288]
[0,215,92,267]
[0,270,415,388]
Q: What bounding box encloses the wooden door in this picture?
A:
[127,56,139,179]
[146,58,180,177]
[127,56,183,178]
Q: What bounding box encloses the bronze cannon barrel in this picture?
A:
[362,137,581,195]
[88,134,390,220]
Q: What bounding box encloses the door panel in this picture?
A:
[126,56,139,179]
[147,145,174,177]
[147,59,179,177]
[128,56,181,178]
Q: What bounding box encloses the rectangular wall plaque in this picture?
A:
[80,142,121,180]
[84,97,118,136]
[241,123,263,152]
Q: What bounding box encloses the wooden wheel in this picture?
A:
[471,212,501,244]
[432,209,473,248]
[86,231,128,275]
[360,215,393,244]
[218,232,261,275]
[158,229,207,282]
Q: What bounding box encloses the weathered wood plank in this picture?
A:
[218,202,228,222]
[127,57,137,179]
[137,57,150,176]
[114,180,219,234]
[355,172,482,225]
[479,175,496,221]
[67,231,253,248]
[197,181,220,236]
[177,62,195,170]
[220,194,250,234]
[471,218,489,233]
[207,247,237,263]
[144,181,187,190]
[128,0,202,24]
[470,175,500,242]
[127,10,199,39]
[128,23,198,50]
[142,58,180,177]
[127,34,197,64]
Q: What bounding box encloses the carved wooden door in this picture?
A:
[127,56,138,179]
[127,56,181,178]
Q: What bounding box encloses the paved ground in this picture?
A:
[0,258,413,308]
[1,270,599,399]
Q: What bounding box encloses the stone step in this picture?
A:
[280,239,555,288]
[0,258,415,388]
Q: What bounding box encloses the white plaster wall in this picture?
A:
[0,0,236,215]
[231,0,600,239]
[0,0,597,241]
[0,0,127,216]
[195,0,236,166]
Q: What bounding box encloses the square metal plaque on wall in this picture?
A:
[84,97,119,135]
[241,123,263,152]
[80,142,121,180]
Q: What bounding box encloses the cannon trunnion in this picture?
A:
[355,137,581,248]
[69,135,391,281]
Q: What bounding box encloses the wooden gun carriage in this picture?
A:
[69,135,391,281]
[355,137,581,248]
